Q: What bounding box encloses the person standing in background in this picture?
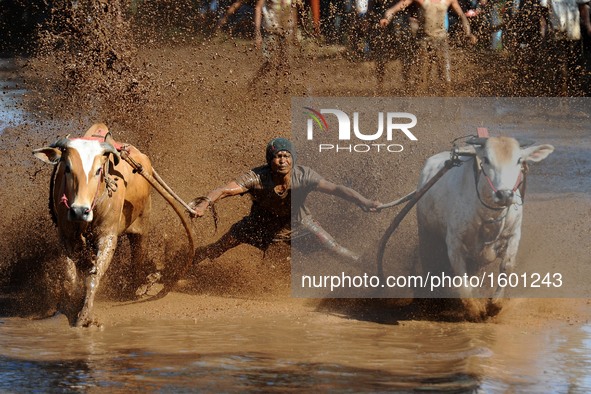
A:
[540,0,591,95]
[379,0,477,91]
[251,0,298,89]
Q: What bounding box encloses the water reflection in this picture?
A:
[0,351,482,392]
[0,314,589,392]
[0,58,27,135]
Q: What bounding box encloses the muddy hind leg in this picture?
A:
[126,232,155,299]
[415,227,460,319]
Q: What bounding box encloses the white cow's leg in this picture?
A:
[501,232,520,275]
[491,233,520,309]
[447,237,488,321]
[76,234,117,327]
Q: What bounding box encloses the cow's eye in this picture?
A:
[64,165,71,174]
[95,167,102,176]
[517,157,522,164]
[483,157,490,165]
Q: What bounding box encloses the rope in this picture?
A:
[189,196,219,232]
[119,146,196,295]
[376,159,455,280]
[152,168,197,215]
[146,169,219,232]
[377,190,417,210]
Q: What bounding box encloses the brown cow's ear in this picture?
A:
[33,147,62,165]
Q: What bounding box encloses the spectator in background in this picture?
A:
[502,0,548,94]
[379,0,477,91]
[540,0,591,95]
[250,0,298,89]
[370,0,420,93]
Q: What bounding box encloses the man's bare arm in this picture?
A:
[190,180,248,217]
[380,0,415,27]
[451,0,477,43]
[316,179,381,211]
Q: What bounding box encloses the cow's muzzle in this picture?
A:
[493,190,515,207]
[68,205,94,222]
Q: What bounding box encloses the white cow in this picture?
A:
[416,136,554,320]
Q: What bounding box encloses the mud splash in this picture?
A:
[26,1,157,130]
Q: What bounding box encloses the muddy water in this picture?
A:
[0,59,27,135]
[0,310,590,392]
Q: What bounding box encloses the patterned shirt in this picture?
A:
[261,0,295,34]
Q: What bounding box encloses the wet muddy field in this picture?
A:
[0,23,590,392]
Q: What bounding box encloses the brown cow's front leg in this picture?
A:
[62,255,85,326]
[76,233,117,327]
[58,230,86,326]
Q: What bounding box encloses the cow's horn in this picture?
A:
[101,142,120,166]
[454,145,476,156]
[49,134,71,149]
[516,137,535,147]
[466,137,488,146]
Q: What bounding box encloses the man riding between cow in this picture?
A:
[188,137,382,266]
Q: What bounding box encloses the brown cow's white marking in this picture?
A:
[68,139,104,183]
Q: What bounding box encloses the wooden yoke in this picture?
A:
[84,123,123,151]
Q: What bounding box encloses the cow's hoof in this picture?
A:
[75,318,102,328]
[75,311,101,328]
[486,298,504,317]
[136,272,164,299]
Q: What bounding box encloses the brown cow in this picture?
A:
[33,123,152,327]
